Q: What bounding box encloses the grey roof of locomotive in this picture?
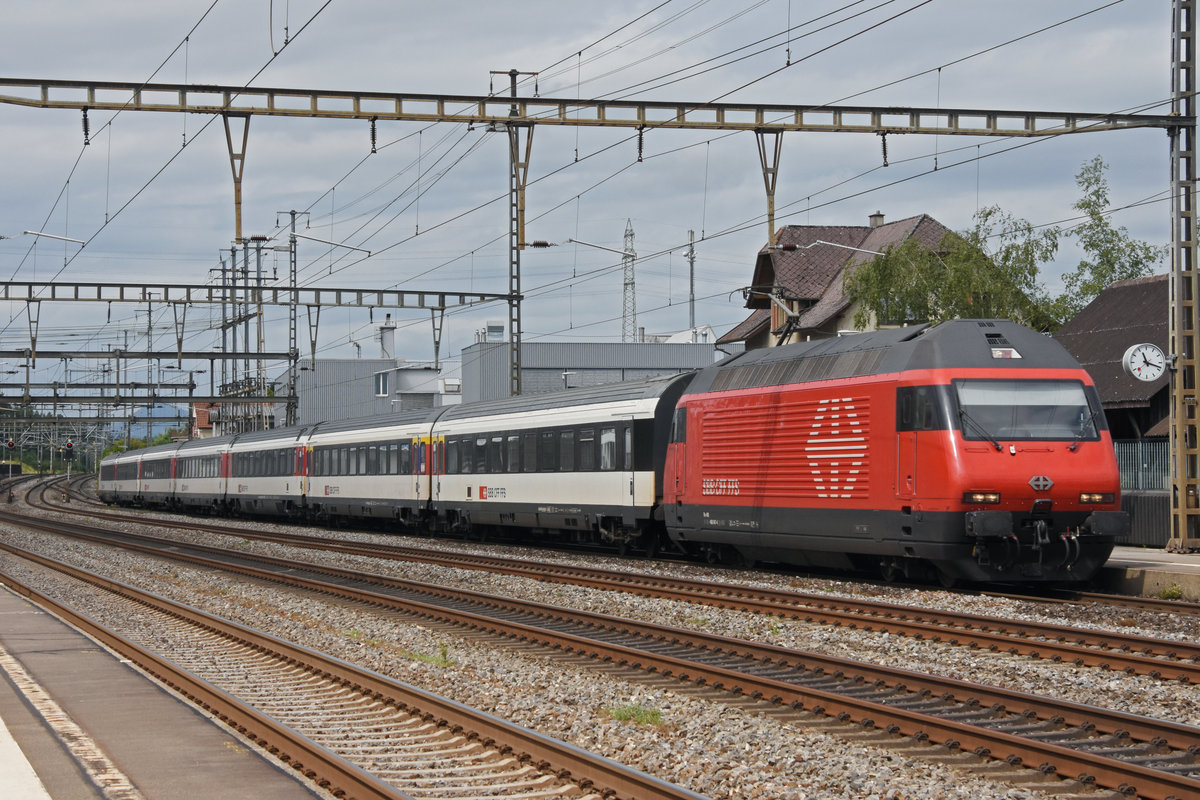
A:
[684,319,1082,396]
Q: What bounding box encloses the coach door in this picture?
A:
[413,436,427,501]
[895,386,931,504]
[896,432,916,501]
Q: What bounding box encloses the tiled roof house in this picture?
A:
[718,213,953,348]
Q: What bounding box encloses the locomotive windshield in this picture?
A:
[952,379,1102,442]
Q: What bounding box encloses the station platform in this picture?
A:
[1097,545,1200,600]
[0,583,328,800]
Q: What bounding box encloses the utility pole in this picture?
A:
[1169,0,1200,551]
[490,68,538,396]
[687,230,696,332]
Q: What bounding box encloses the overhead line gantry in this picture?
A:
[0,9,1194,544]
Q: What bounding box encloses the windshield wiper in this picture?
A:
[1068,407,1102,452]
[958,408,1002,451]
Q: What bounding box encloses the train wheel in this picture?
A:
[880,561,902,583]
[704,544,744,567]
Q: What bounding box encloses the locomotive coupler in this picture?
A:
[1032,519,1051,550]
[1055,530,1081,571]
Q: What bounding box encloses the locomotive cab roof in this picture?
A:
[687,319,1080,395]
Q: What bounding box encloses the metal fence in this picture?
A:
[1114,439,1169,492]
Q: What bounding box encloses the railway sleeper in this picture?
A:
[1078,742,1173,759]
[878,696,960,712]
[1120,751,1200,769]
[975,718,1066,735]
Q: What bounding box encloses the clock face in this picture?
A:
[1122,343,1166,382]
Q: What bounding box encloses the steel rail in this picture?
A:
[0,560,412,800]
[0,542,709,800]
[44,500,1200,682]
[5,514,1198,800]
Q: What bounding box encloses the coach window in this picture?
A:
[559,430,575,471]
[578,428,595,471]
[488,436,505,473]
[446,440,459,474]
[539,430,558,471]
[624,425,633,471]
[522,432,537,472]
[599,427,617,470]
[366,445,377,475]
[474,437,488,473]
[507,435,521,473]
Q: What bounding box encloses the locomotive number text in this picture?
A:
[701,477,740,496]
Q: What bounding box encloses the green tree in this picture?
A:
[845,205,1058,330]
[1050,155,1168,320]
[102,438,146,457]
[844,157,1165,331]
[151,427,187,446]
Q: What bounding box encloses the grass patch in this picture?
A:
[402,642,455,667]
[606,703,663,727]
[1158,583,1184,601]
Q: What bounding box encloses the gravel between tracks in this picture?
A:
[6,502,1199,800]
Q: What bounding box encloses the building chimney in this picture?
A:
[380,313,396,359]
[869,211,885,229]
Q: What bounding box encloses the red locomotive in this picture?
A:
[662,319,1127,584]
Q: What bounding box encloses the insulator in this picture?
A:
[82,108,90,146]
[880,131,888,167]
[370,117,377,154]
[637,126,644,163]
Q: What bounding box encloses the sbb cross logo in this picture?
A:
[1028,475,1054,491]
[479,486,488,499]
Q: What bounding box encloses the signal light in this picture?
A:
[5,439,12,449]
[1079,492,1114,504]
[962,491,1001,505]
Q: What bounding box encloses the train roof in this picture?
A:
[305,407,442,436]
[437,373,695,421]
[686,319,1082,395]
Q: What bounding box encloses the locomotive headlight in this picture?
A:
[1079,492,1115,504]
[963,491,1001,504]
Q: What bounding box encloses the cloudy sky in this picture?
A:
[0,0,1174,393]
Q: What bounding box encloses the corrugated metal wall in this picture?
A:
[1121,492,1169,547]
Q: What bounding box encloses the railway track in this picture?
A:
[5,507,1199,800]
[32,489,1200,684]
[0,541,707,800]
[55,473,1200,618]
